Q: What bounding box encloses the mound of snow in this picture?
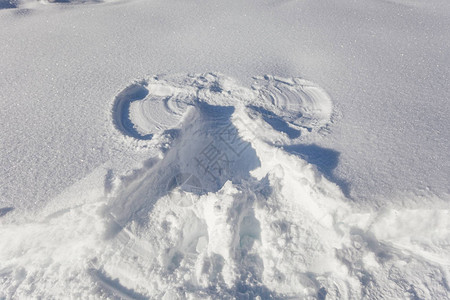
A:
[0,74,448,299]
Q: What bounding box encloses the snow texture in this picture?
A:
[0,0,449,298]
[1,74,449,299]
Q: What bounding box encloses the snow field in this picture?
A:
[1,74,448,298]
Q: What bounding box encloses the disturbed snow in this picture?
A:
[1,74,449,299]
[1,0,450,298]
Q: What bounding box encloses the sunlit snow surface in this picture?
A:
[1,0,450,298]
[1,73,448,298]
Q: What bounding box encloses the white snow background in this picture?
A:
[0,0,449,298]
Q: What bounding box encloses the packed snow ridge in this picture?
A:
[0,74,449,299]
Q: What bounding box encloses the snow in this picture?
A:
[0,0,449,298]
